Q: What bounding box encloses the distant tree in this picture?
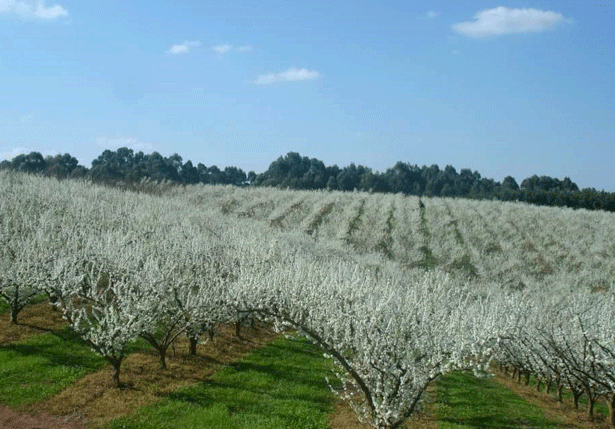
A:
[70,165,89,179]
[197,163,208,183]
[207,165,222,184]
[224,166,247,186]
[337,163,363,191]
[43,153,80,179]
[326,175,337,191]
[12,152,47,174]
[441,183,454,197]
[180,160,199,184]
[502,176,519,191]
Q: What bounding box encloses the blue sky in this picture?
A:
[1,1,613,190]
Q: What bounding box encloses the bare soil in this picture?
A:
[493,370,612,429]
[0,303,67,345]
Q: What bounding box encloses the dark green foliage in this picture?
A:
[4,149,615,212]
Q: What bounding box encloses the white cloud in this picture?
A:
[213,44,252,54]
[213,44,232,54]
[452,7,570,38]
[253,68,321,85]
[0,0,68,20]
[95,136,154,152]
[426,10,438,19]
[452,50,461,55]
[166,40,201,55]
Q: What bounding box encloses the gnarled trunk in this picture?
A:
[110,359,122,388]
[571,387,582,410]
[10,306,19,324]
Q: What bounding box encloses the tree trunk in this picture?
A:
[606,394,615,428]
[111,360,122,388]
[235,320,241,338]
[557,384,563,402]
[588,397,595,417]
[536,378,542,392]
[545,378,552,394]
[188,337,198,355]
[585,387,596,417]
[10,306,19,324]
[208,327,215,341]
[523,371,530,386]
[159,347,167,370]
[571,388,582,410]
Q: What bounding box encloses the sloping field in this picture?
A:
[2,171,615,428]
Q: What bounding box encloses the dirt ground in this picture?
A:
[493,370,612,429]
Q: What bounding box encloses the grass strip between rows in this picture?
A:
[436,371,566,428]
[0,326,106,407]
[109,335,336,429]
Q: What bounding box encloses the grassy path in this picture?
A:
[436,372,570,428]
[109,335,335,429]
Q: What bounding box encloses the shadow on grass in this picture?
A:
[0,326,103,369]
[112,336,336,429]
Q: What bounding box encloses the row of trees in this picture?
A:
[1,149,614,212]
[0,149,252,187]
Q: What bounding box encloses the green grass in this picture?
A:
[0,326,107,407]
[436,371,564,428]
[110,335,336,429]
[0,299,8,316]
[0,293,50,317]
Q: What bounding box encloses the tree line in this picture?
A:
[2,149,614,212]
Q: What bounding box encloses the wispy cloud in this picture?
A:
[213,44,232,54]
[253,68,321,85]
[19,114,34,124]
[452,7,570,38]
[0,0,68,20]
[95,136,154,152]
[213,44,252,54]
[426,10,439,19]
[166,41,201,55]
[0,147,28,161]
